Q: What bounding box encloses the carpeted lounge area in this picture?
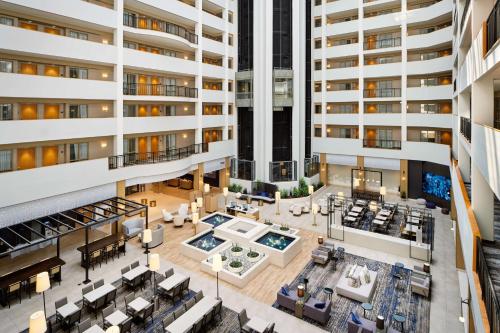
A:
[273,252,431,333]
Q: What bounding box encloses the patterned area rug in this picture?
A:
[272,253,430,333]
[20,274,240,333]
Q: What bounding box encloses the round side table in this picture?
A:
[392,313,406,331]
[323,287,333,301]
[361,302,373,318]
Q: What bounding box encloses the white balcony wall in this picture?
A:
[130,0,198,23]
[202,89,226,103]
[364,63,401,78]
[407,56,453,76]
[0,73,116,100]
[201,37,225,56]
[324,20,358,37]
[0,25,116,65]
[363,12,401,31]
[322,90,359,102]
[407,0,453,24]
[0,119,117,144]
[202,63,226,79]
[406,113,452,129]
[202,11,225,31]
[202,115,225,128]
[407,85,453,101]
[323,0,357,14]
[123,26,197,50]
[123,116,197,135]
[364,113,402,126]
[2,0,116,29]
[320,113,359,126]
[407,27,453,50]
[123,48,197,75]
[472,124,500,199]
[318,67,359,81]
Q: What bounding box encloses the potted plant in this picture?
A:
[247,249,260,262]
[280,223,290,232]
[264,219,273,226]
[231,243,243,257]
[221,254,227,262]
[228,260,243,273]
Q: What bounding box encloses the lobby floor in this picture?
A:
[0,186,462,333]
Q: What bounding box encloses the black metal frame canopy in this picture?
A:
[0,197,148,282]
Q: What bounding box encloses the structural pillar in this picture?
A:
[115,180,125,234]
[400,159,408,199]
[319,153,328,185]
[471,164,494,241]
[193,163,204,191]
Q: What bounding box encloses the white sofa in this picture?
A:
[336,265,378,303]
[162,209,173,223]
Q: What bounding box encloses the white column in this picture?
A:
[195,0,203,144]
[223,4,229,141]
[400,0,407,142]
[471,164,495,241]
[357,0,364,142]
[293,0,304,177]
[114,0,124,155]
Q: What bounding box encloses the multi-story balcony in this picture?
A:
[123,83,197,98]
[364,34,401,51]
[363,126,401,149]
[407,25,452,50]
[363,88,401,98]
[123,11,198,44]
[235,70,253,107]
[407,127,452,146]
[269,160,297,182]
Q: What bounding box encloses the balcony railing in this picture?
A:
[364,37,401,50]
[460,117,471,142]
[486,0,500,53]
[477,239,500,333]
[230,158,255,181]
[123,12,198,44]
[269,160,297,182]
[304,156,320,178]
[363,88,401,98]
[108,143,207,169]
[363,139,402,149]
[123,83,198,98]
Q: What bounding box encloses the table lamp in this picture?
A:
[191,201,198,214]
[380,186,386,203]
[36,272,50,319]
[204,183,210,193]
[29,311,47,333]
[212,254,223,300]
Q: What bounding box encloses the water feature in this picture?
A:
[202,213,233,228]
[188,231,225,251]
[255,232,295,251]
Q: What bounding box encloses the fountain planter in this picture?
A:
[247,251,260,263]
[180,229,229,261]
[231,246,243,257]
[252,231,302,268]
[228,261,244,273]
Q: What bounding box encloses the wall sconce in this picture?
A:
[101,72,108,79]
[102,39,109,44]
[184,56,189,60]
[184,106,188,111]
[100,141,108,148]
[102,105,109,112]
[182,133,188,139]
[459,299,469,323]
[184,81,188,86]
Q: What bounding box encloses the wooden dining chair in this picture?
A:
[104,244,115,263]
[131,261,140,269]
[7,281,21,308]
[94,279,104,289]
[164,268,174,278]
[162,313,175,332]
[49,265,61,286]
[124,292,135,316]
[105,288,117,307]
[55,297,68,322]
[77,318,91,333]
[116,238,126,258]
[120,317,133,333]
[90,250,102,270]
[102,305,114,328]
[173,306,186,320]
[82,284,93,307]
[26,274,37,298]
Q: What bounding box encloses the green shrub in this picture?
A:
[228,183,243,193]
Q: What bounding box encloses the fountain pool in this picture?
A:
[255,232,295,250]
[188,231,225,251]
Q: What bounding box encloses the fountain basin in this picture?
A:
[251,231,302,268]
[180,230,229,261]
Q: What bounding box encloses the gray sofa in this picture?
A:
[277,284,331,325]
[348,317,398,333]
[122,218,144,239]
[411,271,431,297]
[140,224,164,248]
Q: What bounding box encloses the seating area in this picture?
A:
[76,235,127,268]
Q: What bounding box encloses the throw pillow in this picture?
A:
[280,287,289,296]
[351,311,362,325]
[314,302,326,309]
[345,265,352,278]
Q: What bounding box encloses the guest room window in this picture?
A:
[0,150,12,172]
[70,67,88,79]
[69,30,88,40]
[69,143,88,162]
[0,60,13,73]
[0,16,14,26]
[69,104,88,118]
[0,104,13,120]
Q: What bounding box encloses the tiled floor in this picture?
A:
[0,187,463,333]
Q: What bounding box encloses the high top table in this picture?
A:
[165,297,219,333]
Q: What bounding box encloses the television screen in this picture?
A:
[423,172,451,201]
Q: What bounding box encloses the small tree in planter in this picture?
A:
[247,248,260,262]
[228,259,243,273]
[264,219,273,226]
[280,223,290,232]
[231,243,243,257]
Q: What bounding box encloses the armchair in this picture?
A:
[122,218,144,239]
[162,209,173,223]
[311,247,329,265]
[410,271,431,297]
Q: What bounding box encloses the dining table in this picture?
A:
[56,302,80,319]
[83,283,116,304]
[158,273,187,292]
[105,310,128,326]
[127,297,150,313]
[83,325,105,333]
[246,317,270,333]
[165,297,219,333]
[122,265,149,282]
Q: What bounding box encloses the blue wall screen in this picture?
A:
[423,172,451,201]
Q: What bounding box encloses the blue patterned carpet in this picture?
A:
[273,253,430,333]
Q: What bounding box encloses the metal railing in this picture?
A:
[230,158,255,181]
[477,239,500,333]
[486,0,500,53]
[269,160,297,182]
[123,83,197,98]
[123,12,198,44]
[363,88,401,98]
[460,117,471,142]
[304,155,320,177]
[364,37,401,50]
[363,139,402,149]
[108,143,207,169]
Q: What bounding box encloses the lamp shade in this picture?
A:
[275,191,281,201]
[196,197,203,208]
[369,201,377,212]
[204,183,210,193]
[380,186,387,196]
[36,272,50,293]
[212,254,223,272]
[312,203,319,214]
[142,229,152,244]
[29,311,47,333]
[105,326,120,333]
[149,253,160,272]
[191,201,198,213]
[192,212,199,225]
[308,185,314,195]
[223,187,228,197]
[353,178,360,187]
[337,191,344,198]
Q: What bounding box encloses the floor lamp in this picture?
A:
[380,186,386,204]
[275,191,281,215]
[197,197,204,218]
[29,311,47,333]
[36,272,50,320]
[308,185,314,209]
[212,254,222,300]
[105,326,119,333]
[192,212,199,235]
[142,228,152,265]
[223,187,228,211]
[312,203,319,226]
[149,253,160,311]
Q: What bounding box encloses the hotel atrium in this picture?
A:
[0,0,498,332]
